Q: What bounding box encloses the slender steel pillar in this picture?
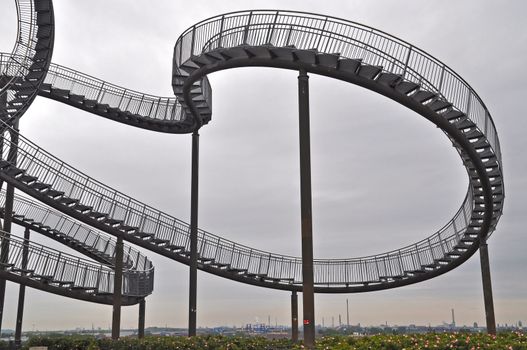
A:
[291,291,299,342]
[14,227,30,348]
[479,240,496,335]
[298,69,315,348]
[0,123,19,335]
[138,298,146,339]
[112,236,124,340]
[189,130,199,337]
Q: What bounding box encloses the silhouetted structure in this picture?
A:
[0,2,504,344]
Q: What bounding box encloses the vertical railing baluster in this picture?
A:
[315,18,328,49]
[218,15,225,48]
[190,26,196,57]
[402,45,412,80]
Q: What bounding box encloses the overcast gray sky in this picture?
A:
[0,0,526,330]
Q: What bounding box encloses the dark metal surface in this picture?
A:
[189,130,199,336]
[138,298,146,339]
[298,69,315,348]
[291,291,298,342]
[112,236,124,339]
[0,0,504,324]
[479,241,496,334]
[14,227,29,348]
[0,123,18,334]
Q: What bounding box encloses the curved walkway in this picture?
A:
[0,6,504,294]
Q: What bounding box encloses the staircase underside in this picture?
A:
[0,9,504,297]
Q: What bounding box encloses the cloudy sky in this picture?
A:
[0,0,526,331]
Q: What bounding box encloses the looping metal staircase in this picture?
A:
[0,4,504,299]
[0,229,149,305]
[0,190,153,272]
[0,0,54,126]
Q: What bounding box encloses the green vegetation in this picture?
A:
[22,332,527,350]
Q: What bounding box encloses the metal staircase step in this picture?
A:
[5,167,25,177]
[96,104,110,112]
[412,90,437,103]
[36,11,52,25]
[84,99,97,108]
[453,117,476,129]
[395,81,419,95]
[33,49,50,61]
[34,274,54,281]
[227,267,247,274]
[119,224,138,233]
[70,286,97,292]
[68,94,85,103]
[338,58,361,74]
[50,87,70,97]
[18,174,38,184]
[58,281,74,287]
[179,61,200,75]
[73,204,93,213]
[29,182,51,192]
[134,232,154,240]
[46,189,64,199]
[104,218,123,227]
[376,72,402,86]
[246,272,267,278]
[151,238,170,246]
[166,244,185,251]
[443,109,465,120]
[268,47,296,61]
[40,83,52,92]
[36,25,52,39]
[204,50,228,62]
[190,54,220,67]
[428,99,452,111]
[11,268,34,274]
[316,53,339,69]
[244,46,273,60]
[357,65,382,79]
[292,49,317,64]
[209,261,229,268]
[89,211,108,220]
[58,197,79,206]
[463,128,484,140]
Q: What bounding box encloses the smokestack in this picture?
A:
[451,309,456,327]
[346,299,350,327]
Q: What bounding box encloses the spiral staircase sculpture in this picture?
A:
[0,0,503,340]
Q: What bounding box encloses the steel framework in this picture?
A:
[0,1,504,342]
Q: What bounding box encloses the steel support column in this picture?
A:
[479,240,496,335]
[291,291,298,342]
[0,122,19,335]
[112,236,124,340]
[14,227,30,348]
[138,298,146,339]
[189,130,199,337]
[298,69,315,348]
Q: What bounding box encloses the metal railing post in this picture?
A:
[402,45,413,79]
[14,227,30,348]
[111,236,124,340]
[218,16,225,48]
[243,12,253,45]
